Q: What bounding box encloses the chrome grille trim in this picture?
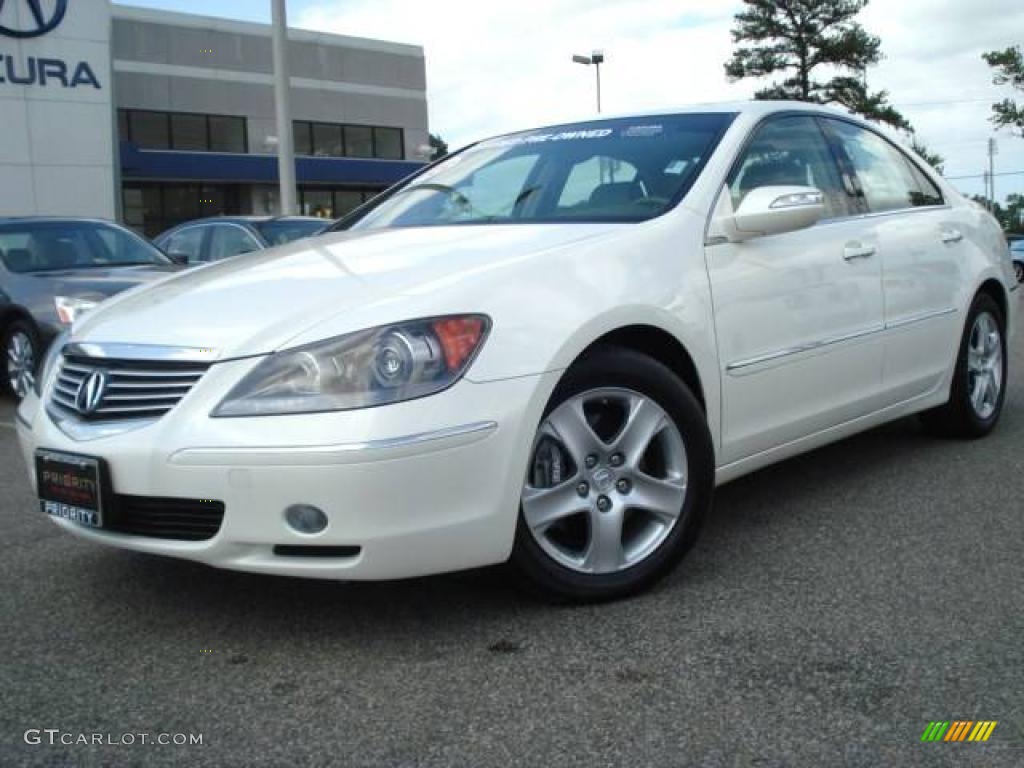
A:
[47,353,211,423]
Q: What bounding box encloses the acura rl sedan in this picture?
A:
[16,102,1017,601]
[1,218,178,402]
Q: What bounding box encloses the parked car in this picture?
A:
[1010,238,1024,283]
[1,218,178,401]
[154,216,329,265]
[16,102,1017,601]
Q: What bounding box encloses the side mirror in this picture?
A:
[716,186,825,242]
[165,251,190,265]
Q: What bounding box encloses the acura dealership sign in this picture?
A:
[0,0,69,38]
[0,0,100,88]
[0,54,101,87]
[0,0,116,218]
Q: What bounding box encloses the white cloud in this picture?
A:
[296,0,1024,202]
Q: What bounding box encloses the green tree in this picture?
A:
[725,0,910,130]
[428,133,449,161]
[982,46,1024,136]
[910,137,944,173]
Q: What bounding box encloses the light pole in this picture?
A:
[271,0,297,215]
[572,50,605,113]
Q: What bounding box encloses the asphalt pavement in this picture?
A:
[1,313,1022,767]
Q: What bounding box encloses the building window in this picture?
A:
[128,110,170,150]
[293,122,312,156]
[374,127,403,160]
[209,115,246,153]
[312,123,343,157]
[344,125,374,158]
[292,120,405,159]
[170,113,206,151]
[119,110,248,154]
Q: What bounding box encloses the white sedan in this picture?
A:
[16,101,1017,601]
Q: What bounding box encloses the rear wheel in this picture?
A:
[2,320,40,401]
[922,293,1006,438]
[511,346,714,601]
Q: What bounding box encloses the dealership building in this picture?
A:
[0,0,428,235]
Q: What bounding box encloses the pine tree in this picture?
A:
[725,0,909,130]
[982,46,1024,136]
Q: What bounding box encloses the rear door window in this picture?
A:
[162,227,207,264]
[824,120,944,212]
[207,224,262,261]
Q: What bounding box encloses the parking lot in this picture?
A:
[0,315,1021,768]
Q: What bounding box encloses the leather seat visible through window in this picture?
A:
[588,181,643,209]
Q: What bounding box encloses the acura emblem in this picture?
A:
[0,0,68,39]
[76,370,107,415]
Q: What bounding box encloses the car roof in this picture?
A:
[173,216,325,226]
[482,99,868,142]
[0,216,125,226]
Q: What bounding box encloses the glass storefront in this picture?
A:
[122,184,386,237]
[122,183,243,237]
[298,186,384,219]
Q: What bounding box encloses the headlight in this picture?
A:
[54,296,99,325]
[212,315,490,417]
[33,329,69,397]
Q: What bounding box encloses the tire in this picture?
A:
[2,319,41,401]
[1014,260,1023,284]
[510,345,714,602]
[921,293,1007,438]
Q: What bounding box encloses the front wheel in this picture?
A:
[511,346,714,602]
[922,293,1007,438]
[2,321,40,401]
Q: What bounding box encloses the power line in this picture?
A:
[944,170,1024,180]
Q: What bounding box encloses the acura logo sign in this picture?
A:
[76,370,107,415]
[0,0,67,39]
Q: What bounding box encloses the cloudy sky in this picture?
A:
[121,0,1024,204]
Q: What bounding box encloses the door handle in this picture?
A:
[843,243,877,261]
[941,229,963,244]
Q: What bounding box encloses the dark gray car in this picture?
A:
[1011,238,1024,283]
[0,218,179,400]
[154,216,329,265]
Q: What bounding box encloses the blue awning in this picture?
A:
[119,142,424,186]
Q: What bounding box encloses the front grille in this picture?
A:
[50,355,210,421]
[105,495,225,541]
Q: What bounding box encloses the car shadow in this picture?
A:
[93,408,1004,640]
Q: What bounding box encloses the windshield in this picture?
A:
[0,221,169,273]
[349,113,735,231]
[256,219,328,246]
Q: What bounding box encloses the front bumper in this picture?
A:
[16,361,558,580]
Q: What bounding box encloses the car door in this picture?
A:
[823,119,963,402]
[705,114,886,465]
[206,224,263,261]
[160,225,208,265]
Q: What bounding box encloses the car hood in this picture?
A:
[74,224,624,358]
[28,264,180,299]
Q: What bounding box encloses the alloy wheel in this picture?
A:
[966,311,1002,420]
[6,330,36,399]
[522,387,688,574]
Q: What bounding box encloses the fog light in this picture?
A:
[284,504,328,534]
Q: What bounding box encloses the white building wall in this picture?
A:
[0,0,117,218]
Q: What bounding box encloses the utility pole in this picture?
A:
[987,137,997,214]
[271,0,297,215]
